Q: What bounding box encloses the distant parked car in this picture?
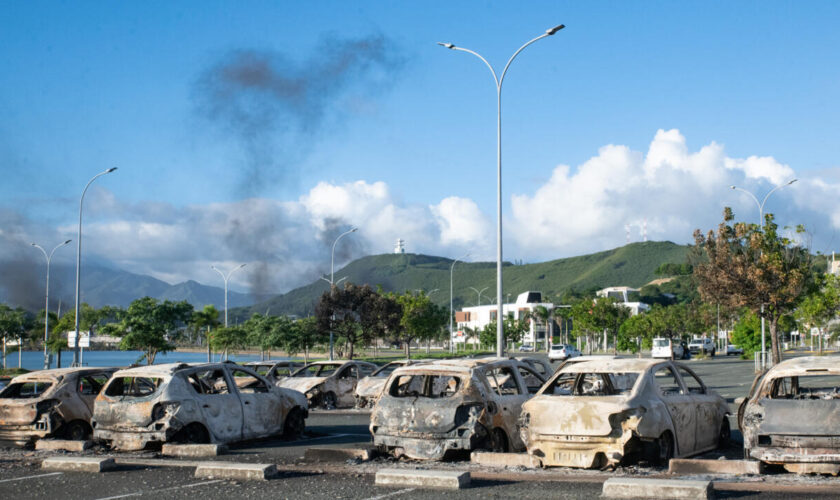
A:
[280,361,378,409]
[652,338,689,359]
[92,362,307,450]
[0,367,116,445]
[726,345,744,356]
[520,358,730,468]
[688,338,716,357]
[549,344,581,362]
[519,344,534,352]
[245,361,304,385]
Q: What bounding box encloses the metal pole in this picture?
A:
[211,264,245,362]
[469,286,488,306]
[328,227,357,361]
[33,240,71,369]
[449,253,469,353]
[73,168,116,366]
[439,24,564,359]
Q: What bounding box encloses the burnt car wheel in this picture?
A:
[718,418,731,449]
[321,392,337,410]
[63,421,91,441]
[283,407,306,439]
[490,428,508,453]
[175,423,210,444]
[655,431,674,466]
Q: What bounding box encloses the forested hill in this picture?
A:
[238,241,691,319]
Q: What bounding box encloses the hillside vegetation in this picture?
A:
[237,241,691,319]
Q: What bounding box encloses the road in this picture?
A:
[1,353,837,499]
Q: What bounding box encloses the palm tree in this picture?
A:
[532,305,552,353]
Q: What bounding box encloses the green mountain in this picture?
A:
[235,241,691,320]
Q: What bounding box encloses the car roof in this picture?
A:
[764,355,840,377]
[112,362,240,378]
[12,367,116,382]
[559,357,663,373]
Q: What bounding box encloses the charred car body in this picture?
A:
[280,360,378,409]
[370,358,546,460]
[92,362,307,450]
[245,361,304,385]
[0,367,115,445]
[520,358,729,469]
[355,360,430,409]
[740,356,840,474]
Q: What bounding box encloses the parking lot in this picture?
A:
[0,353,838,499]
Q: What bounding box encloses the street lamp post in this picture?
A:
[469,286,489,306]
[730,179,798,369]
[439,24,564,358]
[32,240,72,369]
[73,167,117,367]
[211,264,247,328]
[323,227,357,361]
[211,263,246,362]
[449,253,470,353]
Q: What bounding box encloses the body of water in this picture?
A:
[2,350,287,372]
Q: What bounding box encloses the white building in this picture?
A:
[595,286,650,315]
[454,291,558,346]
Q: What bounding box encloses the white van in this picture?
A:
[651,338,686,359]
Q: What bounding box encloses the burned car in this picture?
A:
[740,356,840,474]
[520,358,729,469]
[92,362,307,450]
[370,358,546,460]
[0,367,115,445]
[245,361,303,385]
[355,359,430,409]
[279,360,378,409]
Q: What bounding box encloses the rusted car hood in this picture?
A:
[523,396,628,436]
[279,377,326,394]
[356,377,386,398]
[0,400,40,426]
[372,396,470,434]
[753,399,840,435]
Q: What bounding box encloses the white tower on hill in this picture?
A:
[394,239,405,254]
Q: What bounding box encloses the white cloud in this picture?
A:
[8,129,837,297]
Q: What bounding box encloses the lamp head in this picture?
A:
[788,179,798,185]
[437,42,455,49]
[63,239,72,245]
[546,24,565,35]
[238,263,247,269]
[31,243,37,247]
[729,185,737,190]
[106,167,117,173]
[350,227,358,233]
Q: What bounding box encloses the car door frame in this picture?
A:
[186,367,244,443]
[226,365,284,440]
[675,364,720,451]
[652,362,696,456]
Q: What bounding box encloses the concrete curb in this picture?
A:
[375,468,470,489]
[35,439,92,452]
[669,458,764,475]
[602,477,713,499]
[304,447,375,462]
[470,451,539,468]
[194,462,278,481]
[161,444,226,457]
[42,456,116,473]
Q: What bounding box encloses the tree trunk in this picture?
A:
[769,315,782,365]
[348,342,354,360]
[206,327,211,363]
[405,339,411,359]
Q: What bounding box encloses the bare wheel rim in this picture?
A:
[323,392,337,409]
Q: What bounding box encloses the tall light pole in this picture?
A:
[73,167,117,366]
[439,24,565,358]
[469,286,489,306]
[449,253,470,353]
[32,239,72,369]
[323,227,357,361]
[730,178,798,369]
[211,263,247,328]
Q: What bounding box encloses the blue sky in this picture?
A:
[1,1,839,293]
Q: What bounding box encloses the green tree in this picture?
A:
[210,325,247,357]
[570,297,630,354]
[391,291,447,358]
[479,314,527,349]
[731,309,761,357]
[104,297,193,364]
[189,305,221,362]
[796,274,840,355]
[288,317,325,363]
[693,209,815,364]
[0,305,31,369]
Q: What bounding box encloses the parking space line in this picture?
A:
[365,488,416,500]
[0,472,63,484]
[94,479,225,500]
